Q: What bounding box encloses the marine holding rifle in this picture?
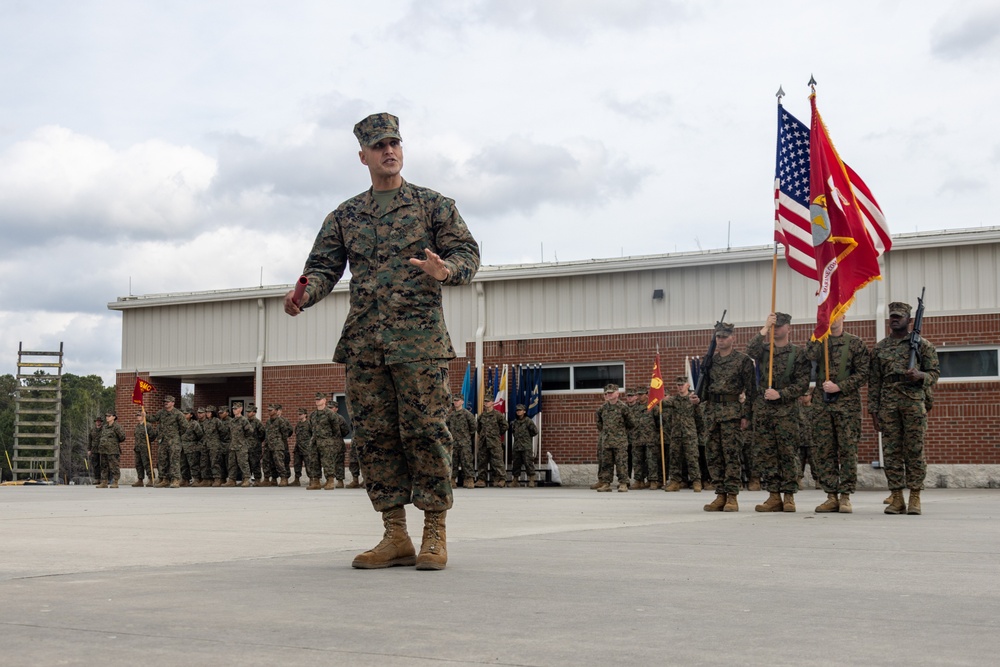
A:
[690,321,756,512]
[869,300,939,515]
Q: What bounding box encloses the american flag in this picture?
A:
[774,104,891,278]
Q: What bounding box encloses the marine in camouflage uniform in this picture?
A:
[96,411,126,488]
[286,113,479,570]
[216,405,233,483]
[182,408,206,486]
[246,405,265,484]
[264,404,293,486]
[509,404,539,487]
[869,301,939,515]
[595,383,634,492]
[293,407,314,487]
[200,406,225,487]
[87,417,103,484]
[224,403,254,487]
[132,410,156,487]
[446,396,477,489]
[476,399,508,487]
[630,389,662,490]
[747,313,810,512]
[797,386,822,488]
[150,395,187,488]
[692,322,756,512]
[310,393,349,490]
[805,315,871,513]
[664,376,703,492]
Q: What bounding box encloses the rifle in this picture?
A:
[908,287,926,371]
[695,309,727,401]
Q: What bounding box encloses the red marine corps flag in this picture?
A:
[647,355,665,410]
[808,92,883,341]
[132,377,154,405]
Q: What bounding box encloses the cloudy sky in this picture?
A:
[2,0,998,384]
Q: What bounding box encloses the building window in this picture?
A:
[542,363,625,392]
[938,347,999,382]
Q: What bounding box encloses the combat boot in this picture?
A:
[883,492,892,505]
[782,493,796,512]
[154,478,169,488]
[884,490,906,515]
[463,479,474,489]
[336,479,345,488]
[240,479,252,488]
[704,480,715,490]
[704,493,726,511]
[664,480,682,492]
[278,477,288,487]
[590,481,603,489]
[723,493,739,512]
[631,481,648,490]
[347,477,361,489]
[692,480,703,493]
[306,479,321,490]
[475,480,486,488]
[351,507,417,569]
[748,477,761,491]
[495,479,506,488]
[290,476,301,487]
[838,493,853,513]
[416,510,448,570]
[179,479,190,487]
[211,479,222,487]
[200,479,213,487]
[131,479,144,488]
[906,489,922,515]
[323,478,336,490]
[755,492,784,512]
[527,480,536,488]
[815,493,840,513]
[649,481,662,490]
[509,480,520,488]
[595,482,612,492]
[96,480,108,489]
[222,479,236,487]
[168,480,180,489]
[618,482,629,492]
[109,479,119,489]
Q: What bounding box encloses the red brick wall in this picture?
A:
[115,312,1000,470]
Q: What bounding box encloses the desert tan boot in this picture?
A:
[838,493,853,513]
[352,507,417,569]
[415,510,448,571]
[906,489,922,515]
[782,493,796,512]
[815,493,840,513]
[704,493,726,511]
[755,492,784,512]
[664,480,682,492]
[692,480,703,492]
[884,490,906,514]
[723,493,739,512]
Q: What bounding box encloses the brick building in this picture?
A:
[109,227,1000,486]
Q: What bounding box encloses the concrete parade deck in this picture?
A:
[1,486,998,666]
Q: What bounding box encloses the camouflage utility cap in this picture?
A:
[205,405,216,413]
[298,407,307,415]
[775,312,791,327]
[354,113,401,147]
[315,392,328,400]
[218,405,229,413]
[604,383,619,393]
[246,405,256,412]
[675,375,688,384]
[516,404,526,411]
[269,403,281,411]
[164,395,176,403]
[889,302,912,317]
[197,407,206,414]
[714,322,735,337]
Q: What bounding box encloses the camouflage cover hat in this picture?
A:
[182,407,194,414]
[353,113,401,147]
[232,401,243,408]
[604,383,619,393]
[315,392,329,400]
[775,312,792,327]
[452,396,464,402]
[888,302,912,316]
[105,410,116,417]
[515,403,526,411]
[205,405,216,413]
[197,407,206,414]
[246,404,256,412]
[675,375,688,384]
[298,407,308,414]
[625,389,637,397]
[714,322,735,336]
[217,404,229,413]
[268,403,281,410]
[164,395,176,403]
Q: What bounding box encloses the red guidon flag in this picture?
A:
[808,93,883,341]
[647,355,665,410]
[132,378,154,405]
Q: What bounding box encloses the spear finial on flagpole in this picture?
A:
[776,85,785,103]
[808,74,817,92]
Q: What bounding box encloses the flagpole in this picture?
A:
[142,405,155,485]
[768,240,778,388]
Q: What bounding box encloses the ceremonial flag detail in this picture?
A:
[494,365,508,414]
[647,355,665,410]
[132,377,154,405]
[808,94,883,341]
[774,104,890,278]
